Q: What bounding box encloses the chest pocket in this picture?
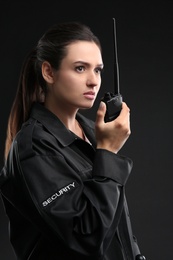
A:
[63,139,95,181]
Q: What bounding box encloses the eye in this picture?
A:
[75,66,85,73]
[95,67,104,74]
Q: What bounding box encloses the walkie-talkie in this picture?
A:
[101,18,122,122]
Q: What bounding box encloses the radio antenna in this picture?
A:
[113,18,120,94]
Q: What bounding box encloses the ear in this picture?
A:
[41,61,54,84]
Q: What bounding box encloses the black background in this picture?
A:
[0,1,173,259]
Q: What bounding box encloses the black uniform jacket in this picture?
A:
[0,103,141,260]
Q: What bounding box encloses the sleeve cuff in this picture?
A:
[93,149,133,185]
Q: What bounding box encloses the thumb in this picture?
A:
[96,101,106,125]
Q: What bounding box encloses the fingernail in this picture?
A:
[99,101,104,109]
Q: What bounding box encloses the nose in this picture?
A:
[86,71,100,87]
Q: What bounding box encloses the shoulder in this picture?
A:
[15,118,58,159]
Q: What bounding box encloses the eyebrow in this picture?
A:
[73,61,104,68]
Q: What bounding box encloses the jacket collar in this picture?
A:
[30,103,96,148]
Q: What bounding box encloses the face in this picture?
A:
[45,41,103,112]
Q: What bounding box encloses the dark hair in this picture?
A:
[5,21,101,159]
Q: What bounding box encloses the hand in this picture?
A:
[95,101,131,153]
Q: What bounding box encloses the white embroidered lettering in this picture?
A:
[42,182,76,207]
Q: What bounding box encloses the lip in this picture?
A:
[83,91,95,100]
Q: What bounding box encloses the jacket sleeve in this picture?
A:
[10,135,133,257]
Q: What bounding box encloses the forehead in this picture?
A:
[64,41,102,63]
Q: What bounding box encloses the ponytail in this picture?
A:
[4,49,44,159]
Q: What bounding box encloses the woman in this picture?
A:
[0,22,145,259]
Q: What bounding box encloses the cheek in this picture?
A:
[60,72,82,89]
[55,77,83,100]
[55,74,74,93]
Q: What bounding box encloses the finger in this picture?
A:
[95,101,106,125]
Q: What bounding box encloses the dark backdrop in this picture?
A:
[0,1,173,259]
